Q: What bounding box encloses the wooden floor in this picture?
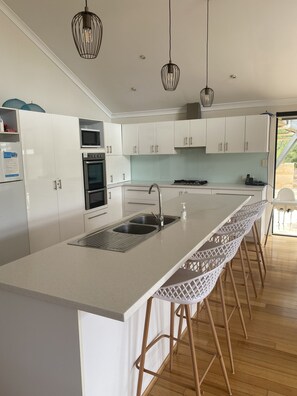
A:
[146,235,297,396]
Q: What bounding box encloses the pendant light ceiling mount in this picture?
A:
[161,0,180,91]
[200,0,214,107]
[71,0,103,60]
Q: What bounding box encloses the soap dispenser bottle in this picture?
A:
[181,202,187,220]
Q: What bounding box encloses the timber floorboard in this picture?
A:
[145,236,297,396]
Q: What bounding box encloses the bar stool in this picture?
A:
[185,229,248,374]
[136,255,232,396]
[237,200,268,285]
[218,210,259,297]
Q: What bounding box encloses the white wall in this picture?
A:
[0,7,110,122]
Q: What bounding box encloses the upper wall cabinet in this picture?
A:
[122,124,139,155]
[206,114,269,154]
[103,122,122,155]
[174,119,206,148]
[122,121,176,155]
[245,115,270,153]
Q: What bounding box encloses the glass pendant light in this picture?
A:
[200,0,214,107]
[71,0,103,59]
[161,0,180,91]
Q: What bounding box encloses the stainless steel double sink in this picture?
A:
[69,214,179,252]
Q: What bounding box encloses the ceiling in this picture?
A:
[3,0,297,115]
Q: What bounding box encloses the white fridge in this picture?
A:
[0,141,30,266]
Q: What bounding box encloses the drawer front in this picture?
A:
[84,209,109,233]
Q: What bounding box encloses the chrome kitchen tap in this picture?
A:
[148,183,164,229]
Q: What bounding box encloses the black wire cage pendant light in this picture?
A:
[71,0,103,59]
[161,0,180,91]
[200,0,214,107]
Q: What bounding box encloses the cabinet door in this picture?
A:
[174,120,189,147]
[19,110,60,253]
[225,116,245,153]
[52,115,84,241]
[155,121,176,154]
[106,155,131,185]
[107,186,123,223]
[122,124,138,155]
[138,123,155,154]
[104,123,122,155]
[84,208,110,233]
[245,115,269,153]
[184,188,212,195]
[189,119,206,147]
[206,118,226,153]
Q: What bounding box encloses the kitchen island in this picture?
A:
[0,193,250,396]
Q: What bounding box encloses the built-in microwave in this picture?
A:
[81,127,104,148]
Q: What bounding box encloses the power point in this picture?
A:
[261,159,268,167]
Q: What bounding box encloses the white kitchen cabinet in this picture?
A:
[104,122,122,155]
[138,122,176,155]
[122,124,139,155]
[161,186,211,201]
[245,115,269,153]
[106,155,131,185]
[123,186,158,216]
[138,123,155,154]
[19,111,84,253]
[206,118,226,153]
[174,119,206,148]
[84,186,123,232]
[225,116,245,153]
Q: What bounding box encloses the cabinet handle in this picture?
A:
[245,141,249,151]
[110,175,113,183]
[151,145,154,153]
[127,188,155,192]
[133,145,138,154]
[185,137,188,145]
[109,191,111,200]
[218,142,223,152]
[225,142,228,152]
[127,202,156,206]
[155,145,158,153]
[189,137,192,145]
[58,179,62,189]
[53,180,58,190]
[123,173,126,181]
[110,145,112,154]
[88,212,108,220]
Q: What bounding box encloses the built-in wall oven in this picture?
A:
[82,152,107,210]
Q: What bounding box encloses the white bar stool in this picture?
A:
[136,255,232,396]
[186,230,248,374]
[237,200,268,283]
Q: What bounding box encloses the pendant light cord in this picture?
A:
[169,0,172,63]
[206,0,209,87]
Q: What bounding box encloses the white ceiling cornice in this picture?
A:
[112,97,297,120]
[0,0,112,118]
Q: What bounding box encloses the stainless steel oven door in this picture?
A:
[83,160,106,191]
[85,188,107,210]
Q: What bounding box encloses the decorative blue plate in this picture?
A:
[2,98,26,109]
[21,103,45,113]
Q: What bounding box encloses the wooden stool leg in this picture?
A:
[227,263,248,339]
[176,305,184,355]
[185,305,201,396]
[136,297,153,396]
[254,223,267,274]
[169,302,175,371]
[218,274,235,374]
[239,245,253,319]
[242,238,258,296]
[204,298,232,396]
[252,225,265,287]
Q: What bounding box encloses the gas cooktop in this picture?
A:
[173,179,208,186]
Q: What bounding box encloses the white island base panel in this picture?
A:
[0,288,189,396]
